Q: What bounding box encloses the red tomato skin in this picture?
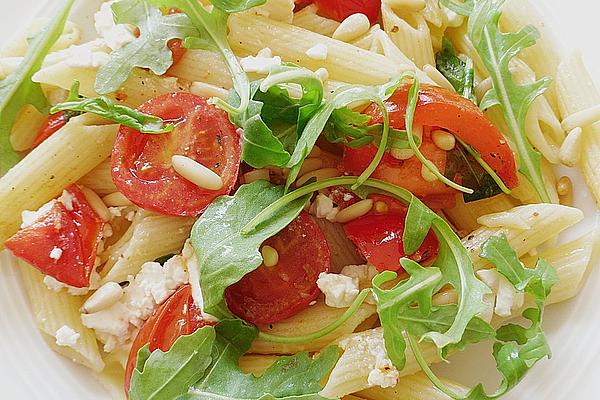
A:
[167,39,186,66]
[314,0,380,23]
[111,93,241,217]
[364,84,519,189]
[5,185,104,287]
[31,111,69,149]
[225,212,331,325]
[124,284,212,395]
[343,195,439,272]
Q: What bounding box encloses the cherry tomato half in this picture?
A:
[225,212,331,325]
[124,284,212,394]
[314,0,381,24]
[31,111,71,149]
[5,185,104,287]
[111,93,241,217]
[343,194,439,272]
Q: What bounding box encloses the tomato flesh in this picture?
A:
[343,195,439,272]
[5,185,104,287]
[225,212,331,325]
[353,84,519,190]
[124,284,212,394]
[31,111,70,149]
[111,93,241,217]
[314,0,380,24]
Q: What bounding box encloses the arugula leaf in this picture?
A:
[447,0,552,202]
[436,38,477,103]
[0,0,75,175]
[148,0,265,116]
[129,327,215,400]
[190,181,310,318]
[372,260,443,368]
[95,0,197,94]
[51,81,174,134]
[285,78,403,190]
[182,319,339,400]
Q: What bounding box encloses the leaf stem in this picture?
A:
[257,289,371,344]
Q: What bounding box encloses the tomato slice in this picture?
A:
[346,83,519,191]
[31,111,71,149]
[167,39,186,66]
[5,185,104,287]
[313,0,380,24]
[111,93,241,217]
[225,212,331,325]
[343,195,439,272]
[124,284,212,395]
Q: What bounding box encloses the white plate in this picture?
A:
[1,1,599,399]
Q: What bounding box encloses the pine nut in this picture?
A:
[385,0,426,11]
[332,13,371,42]
[557,176,572,197]
[102,191,132,207]
[81,186,111,222]
[335,199,373,223]
[559,127,582,167]
[298,158,324,177]
[190,81,230,101]
[296,168,341,187]
[421,164,439,182]
[561,104,600,132]
[374,201,389,214]
[423,64,456,93]
[82,282,123,314]
[243,169,270,184]
[390,148,415,160]
[261,245,279,267]
[431,130,456,151]
[171,155,223,191]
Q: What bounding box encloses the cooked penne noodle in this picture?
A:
[9,104,47,151]
[444,194,520,233]
[293,4,340,36]
[78,159,118,196]
[358,372,467,400]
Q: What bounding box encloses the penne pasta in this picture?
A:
[358,372,467,400]
[444,194,519,233]
[292,4,340,36]
[78,159,118,196]
[9,104,47,152]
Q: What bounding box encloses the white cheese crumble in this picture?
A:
[317,272,360,308]
[305,43,328,60]
[20,200,56,228]
[55,325,80,347]
[94,1,137,51]
[49,247,63,260]
[81,255,189,352]
[240,48,282,74]
[310,194,339,222]
[59,189,75,211]
[44,270,101,296]
[476,269,524,318]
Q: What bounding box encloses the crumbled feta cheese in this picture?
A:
[343,193,353,202]
[59,190,75,211]
[49,247,63,260]
[82,256,189,352]
[310,194,339,222]
[240,48,282,74]
[44,275,66,292]
[476,269,524,318]
[339,264,379,304]
[305,43,328,60]
[317,272,360,308]
[21,200,56,228]
[94,1,137,51]
[41,39,111,69]
[55,325,80,347]
[43,270,101,296]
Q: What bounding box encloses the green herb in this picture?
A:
[190,181,310,319]
[442,0,551,202]
[182,320,340,400]
[407,234,556,400]
[51,81,174,134]
[95,0,197,94]
[0,0,75,175]
[322,107,373,148]
[436,38,477,103]
[129,327,215,400]
[148,0,266,116]
[242,176,489,353]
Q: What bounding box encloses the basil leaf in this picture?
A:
[51,93,174,134]
[182,319,339,400]
[95,0,197,94]
[129,327,215,400]
[462,0,551,202]
[0,0,75,175]
[436,38,477,103]
[211,0,266,13]
[190,181,310,318]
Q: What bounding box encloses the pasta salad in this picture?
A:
[0,0,598,399]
